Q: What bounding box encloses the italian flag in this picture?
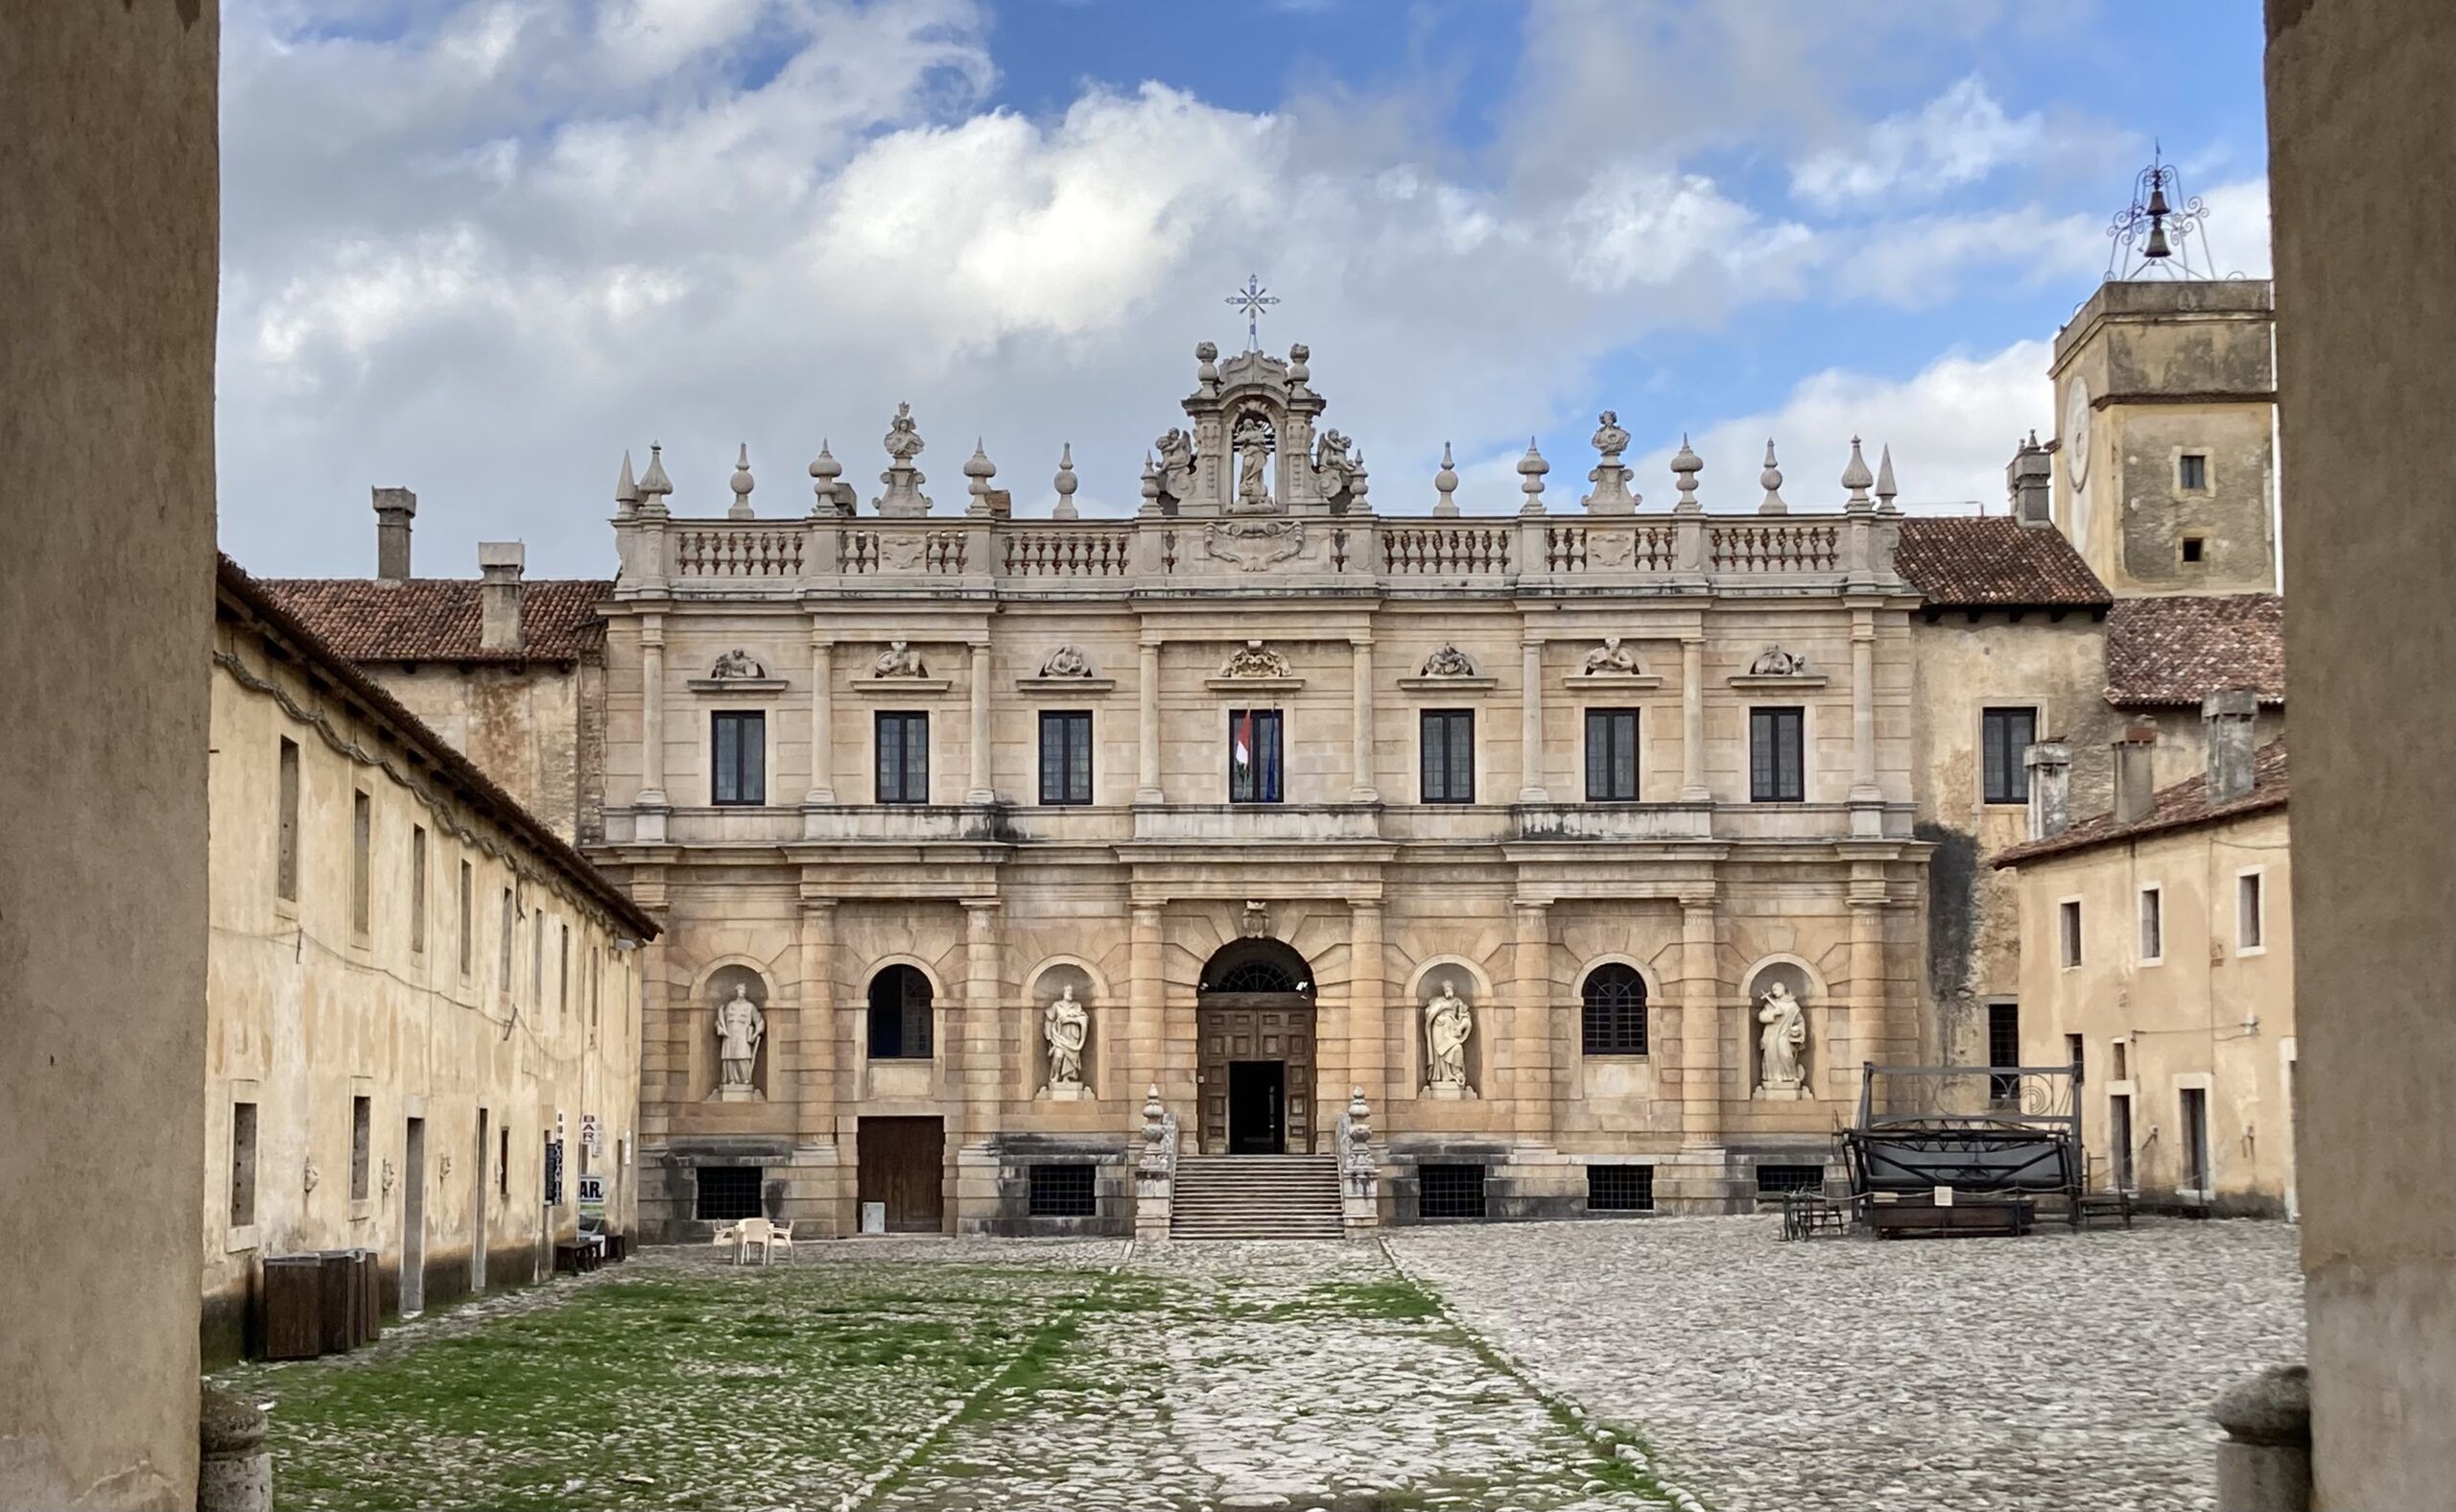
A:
[1233,712,1253,777]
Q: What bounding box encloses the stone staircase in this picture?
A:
[1169,1154,1345,1240]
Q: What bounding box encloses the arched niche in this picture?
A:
[1404,958,1488,1097]
[1574,955,1658,1060]
[700,962,771,1099]
[1743,957,1823,1100]
[865,961,937,1062]
[1027,958,1100,1098]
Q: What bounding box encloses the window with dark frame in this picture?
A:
[2060,899,2084,968]
[2181,1088,2211,1194]
[1981,706,2037,804]
[1038,711,1094,805]
[1228,708,1284,803]
[1418,1163,1487,1219]
[229,1102,258,1228]
[1988,1001,2022,1102]
[2182,536,2207,564]
[351,791,372,933]
[1749,706,1806,803]
[1584,708,1640,801]
[867,965,933,1059]
[876,712,929,804]
[410,825,428,955]
[350,1095,371,1200]
[459,860,474,975]
[695,1165,764,1221]
[2139,886,2163,960]
[2179,453,2208,490]
[498,888,514,994]
[1027,1163,1098,1217]
[1580,963,1648,1055]
[2239,872,2266,949]
[1586,1165,1655,1212]
[498,1124,510,1198]
[712,710,767,806]
[1419,709,1475,804]
[1753,1164,1825,1195]
[2066,1032,2086,1085]
[275,737,300,901]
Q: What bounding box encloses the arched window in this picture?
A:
[1581,964,1648,1055]
[868,965,933,1060]
[1197,937,1314,997]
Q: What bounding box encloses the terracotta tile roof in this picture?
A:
[2103,593,2285,707]
[1995,739,2288,867]
[1893,516,2113,609]
[252,577,611,664]
[216,557,657,938]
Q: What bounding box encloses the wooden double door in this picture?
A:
[858,1116,945,1233]
[1197,997,1316,1154]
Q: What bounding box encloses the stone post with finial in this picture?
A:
[1133,454,1169,575]
[803,440,844,587]
[1583,411,1638,513]
[1869,441,1903,588]
[1670,435,1708,576]
[631,443,673,594]
[1758,439,1786,514]
[1516,438,1551,587]
[1052,443,1079,520]
[728,443,756,519]
[1517,438,1548,515]
[1432,441,1459,517]
[1841,436,1878,591]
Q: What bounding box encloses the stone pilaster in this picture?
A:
[793,896,835,1143]
[1137,638,1163,803]
[803,631,834,806]
[1128,903,1167,1113]
[638,613,667,810]
[1348,899,1387,1116]
[1350,637,1379,803]
[1512,901,1551,1140]
[961,899,1004,1137]
[965,642,995,805]
[1518,637,1547,802]
[1680,635,1708,802]
[1849,606,1880,834]
[1679,891,1722,1149]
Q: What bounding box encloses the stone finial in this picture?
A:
[1349,449,1369,508]
[1287,342,1311,389]
[1051,442,1079,519]
[1758,438,1786,514]
[1875,443,1900,514]
[1433,441,1459,517]
[1517,438,1549,516]
[1139,452,1163,516]
[808,439,844,516]
[1670,434,1703,514]
[637,443,674,513]
[1841,435,1876,512]
[963,437,998,517]
[615,451,640,517]
[728,442,756,519]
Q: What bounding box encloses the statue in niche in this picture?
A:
[713,982,766,1097]
[884,402,925,461]
[1420,644,1477,678]
[1425,979,1474,1089]
[1039,645,1091,678]
[1312,428,1358,504]
[874,641,927,678]
[710,648,767,680]
[1583,636,1641,675]
[1749,645,1809,676]
[1757,980,1807,1095]
[1231,413,1276,512]
[1154,428,1196,503]
[1043,984,1089,1092]
[1219,640,1291,679]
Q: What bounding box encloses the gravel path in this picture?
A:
[1387,1217,2304,1512]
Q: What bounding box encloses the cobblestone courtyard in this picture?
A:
[216,1217,2300,1511]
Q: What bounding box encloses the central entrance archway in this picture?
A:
[1196,937,1317,1154]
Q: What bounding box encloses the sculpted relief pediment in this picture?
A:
[1202,518,1307,571]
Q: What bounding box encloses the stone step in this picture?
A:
[1168,1153,1345,1240]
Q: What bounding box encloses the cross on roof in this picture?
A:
[1225,273,1279,352]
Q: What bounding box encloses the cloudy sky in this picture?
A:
[217,0,2273,578]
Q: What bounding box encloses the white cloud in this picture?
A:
[1791,75,2043,212]
[1635,341,2055,517]
[2196,177,2273,278]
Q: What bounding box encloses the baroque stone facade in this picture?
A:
[590,343,1929,1236]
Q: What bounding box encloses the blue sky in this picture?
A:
[216,0,2273,577]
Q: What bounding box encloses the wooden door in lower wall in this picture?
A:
[1196,999,1316,1154]
[858,1117,945,1233]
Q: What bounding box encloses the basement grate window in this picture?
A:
[1586,1165,1655,1212]
[1754,1164,1826,1196]
[1027,1163,1098,1218]
[695,1166,764,1222]
[1418,1163,1487,1220]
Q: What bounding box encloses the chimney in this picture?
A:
[2006,432,2053,529]
[478,542,525,652]
[372,486,417,579]
[2024,740,2072,840]
[2113,722,2159,825]
[2203,688,2260,802]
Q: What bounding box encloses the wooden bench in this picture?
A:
[1867,1196,2035,1240]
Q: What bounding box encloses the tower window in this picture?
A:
[2182,536,2206,564]
[2178,453,2208,490]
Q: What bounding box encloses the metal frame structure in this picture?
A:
[1843,1062,2084,1228]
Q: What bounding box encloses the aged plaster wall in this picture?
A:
[0,4,218,1506]
[2010,808,2296,1213]
[203,622,644,1366]
[366,662,598,844]
[2266,0,2456,1503]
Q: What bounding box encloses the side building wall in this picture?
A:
[362,658,605,845]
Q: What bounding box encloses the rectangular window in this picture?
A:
[558,923,570,1014]
[1586,1165,1655,1213]
[2109,1093,2136,1191]
[499,1124,510,1199]
[876,712,929,805]
[695,1166,764,1221]
[1753,1164,1826,1196]
[1988,1001,2021,1103]
[350,1096,371,1201]
[711,710,766,806]
[1228,709,1285,804]
[1420,709,1475,804]
[2180,1087,2211,1195]
[1981,706,2037,805]
[276,737,300,901]
[1027,1163,1098,1217]
[1749,706,1806,803]
[1584,708,1640,801]
[2179,453,2208,490]
[498,888,514,994]
[1418,1163,1487,1219]
[2112,1039,2129,1082]
[1038,711,1094,806]
[2066,1033,2086,1086]
[2238,872,2266,951]
[2181,536,2207,564]
[410,826,428,955]
[458,862,474,975]
[229,1102,258,1228]
[2138,886,2163,962]
[2060,899,2083,968]
[350,791,372,934]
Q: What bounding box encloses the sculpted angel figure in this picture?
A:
[1039,645,1091,678]
[1757,980,1807,1093]
[710,648,766,680]
[1154,428,1196,500]
[1219,640,1291,679]
[1749,644,1807,676]
[875,640,927,677]
[1420,644,1477,678]
[1312,428,1357,500]
[1043,985,1089,1091]
[1583,636,1640,674]
[1425,978,1473,1089]
[713,983,765,1092]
